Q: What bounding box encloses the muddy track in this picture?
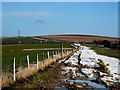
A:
[2,45,120,89]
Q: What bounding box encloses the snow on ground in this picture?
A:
[61,66,77,75]
[62,45,119,88]
[81,68,97,76]
[80,46,120,83]
[80,46,100,68]
[64,51,81,66]
[97,55,120,81]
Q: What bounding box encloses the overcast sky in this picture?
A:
[2,2,118,37]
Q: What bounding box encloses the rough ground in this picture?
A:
[2,45,120,89]
[37,63,63,88]
[4,62,64,89]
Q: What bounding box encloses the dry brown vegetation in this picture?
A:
[1,51,74,88]
[38,34,119,43]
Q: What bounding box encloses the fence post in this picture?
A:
[61,44,63,57]
[67,49,68,54]
[37,54,39,69]
[72,48,74,53]
[13,57,16,81]
[47,51,49,59]
[27,55,30,70]
[56,51,57,55]
[53,51,54,56]
[52,51,54,58]
[42,53,44,59]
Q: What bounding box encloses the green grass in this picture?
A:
[2,43,72,72]
[2,37,40,44]
[83,44,120,59]
[2,37,62,44]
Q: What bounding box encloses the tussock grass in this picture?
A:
[16,66,37,80]
[1,72,13,87]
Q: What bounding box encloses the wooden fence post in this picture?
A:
[47,51,49,59]
[53,51,54,56]
[67,49,68,54]
[52,51,54,58]
[27,55,30,70]
[37,54,39,69]
[61,44,63,57]
[56,51,57,55]
[42,53,44,59]
[13,57,16,81]
[72,48,74,53]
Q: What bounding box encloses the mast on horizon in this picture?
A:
[18,30,20,37]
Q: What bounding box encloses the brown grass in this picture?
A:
[38,34,119,43]
[1,72,13,87]
[1,50,74,88]
[98,59,110,74]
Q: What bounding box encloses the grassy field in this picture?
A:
[2,37,39,44]
[2,37,62,44]
[84,44,120,59]
[2,37,72,72]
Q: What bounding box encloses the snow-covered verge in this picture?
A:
[61,45,120,88]
[80,46,120,85]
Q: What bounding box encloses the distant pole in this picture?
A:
[13,57,16,81]
[37,54,39,69]
[47,51,49,59]
[27,55,30,70]
[18,30,20,37]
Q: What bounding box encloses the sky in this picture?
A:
[2,2,118,37]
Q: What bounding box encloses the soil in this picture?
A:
[38,34,119,43]
[37,63,64,88]
[1,62,64,89]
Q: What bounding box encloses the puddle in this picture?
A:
[68,80,107,88]
[76,72,85,77]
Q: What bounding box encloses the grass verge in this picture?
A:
[6,62,63,89]
[84,44,120,59]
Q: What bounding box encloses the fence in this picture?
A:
[1,48,76,87]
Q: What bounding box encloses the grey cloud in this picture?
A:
[34,19,45,24]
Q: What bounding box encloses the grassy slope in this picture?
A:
[2,44,71,71]
[84,44,120,59]
[2,37,72,71]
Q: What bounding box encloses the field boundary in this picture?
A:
[22,48,72,51]
[1,49,76,88]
